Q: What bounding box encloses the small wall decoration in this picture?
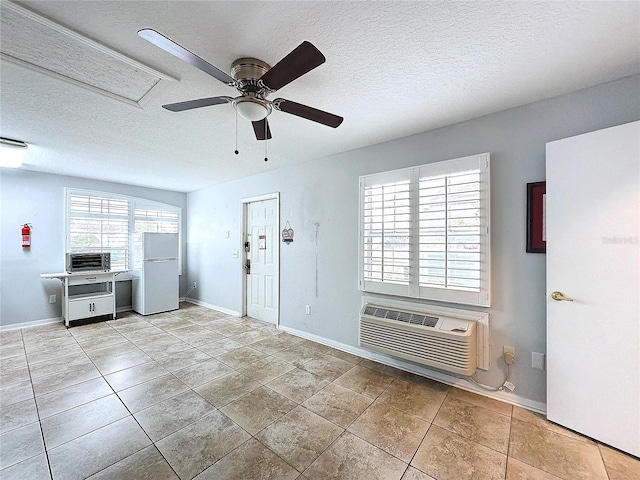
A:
[259,235,266,250]
[526,181,546,253]
[281,221,294,244]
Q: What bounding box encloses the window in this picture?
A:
[66,189,181,272]
[133,207,180,269]
[360,153,490,306]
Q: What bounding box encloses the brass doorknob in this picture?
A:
[551,291,574,302]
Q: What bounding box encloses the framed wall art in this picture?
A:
[526,181,546,253]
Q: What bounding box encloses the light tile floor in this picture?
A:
[1,303,638,480]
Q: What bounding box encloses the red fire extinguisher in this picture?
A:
[22,224,31,248]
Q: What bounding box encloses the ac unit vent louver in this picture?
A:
[359,304,477,376]
[363,305,439,328]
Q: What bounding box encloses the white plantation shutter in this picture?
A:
[133,206,180,269]
[362,172,412,296]
[360,153,490,306]
[66,189,182,272]
[68,194,130,270]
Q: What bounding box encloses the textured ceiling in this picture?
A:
[1,1,639,192]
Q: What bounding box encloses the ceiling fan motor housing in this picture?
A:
[230,58,273,121]
[231,58,271,97]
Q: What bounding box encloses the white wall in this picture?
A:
[0,170,187,327]
[186,74,640,406]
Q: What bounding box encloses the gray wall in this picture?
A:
[0,169,187,326]
[186,74,640,405]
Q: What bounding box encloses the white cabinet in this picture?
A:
[68,293,114,320]
[41,272,116,327]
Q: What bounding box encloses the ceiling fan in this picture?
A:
[138,29,343,142]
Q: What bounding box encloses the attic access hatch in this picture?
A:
[0,1,176,108]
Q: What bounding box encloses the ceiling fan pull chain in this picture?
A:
[264,122,268,162]
[234,109,239,155]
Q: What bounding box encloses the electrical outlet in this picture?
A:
[48,294,56,304]
[503,346,516,365]
[305,305,311,315]
[532,352,545,370]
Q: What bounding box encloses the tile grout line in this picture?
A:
[93,310,231,478]
[505,401,515,480]
[42,319,126,473]
[10,313,468,479]
[431,394,512,458]
[76,313,187,479]
[37,316,181,479]
[597,444,613,480]
[288,364,414,477]
[103,310,301,479]
[20,327,55,480]
[406,423,434,479]
[159,324,375,477]
[149,309,297,478]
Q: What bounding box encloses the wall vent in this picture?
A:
[362,305,439,327]
[359,303,478,376]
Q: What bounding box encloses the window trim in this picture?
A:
[359,153,491,307]
[65,188,182,275]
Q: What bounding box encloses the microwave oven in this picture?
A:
[66,252,111,273]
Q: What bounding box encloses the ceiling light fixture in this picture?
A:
[0,137,28,168]
[232,97,271,122]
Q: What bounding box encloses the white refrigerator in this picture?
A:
[132,232,179,315]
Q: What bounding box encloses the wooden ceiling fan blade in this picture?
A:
[162,96,232,112]
[138,29,236,86]
[252,118,272,140]
[273,99,343,128]
[259,41,325,91]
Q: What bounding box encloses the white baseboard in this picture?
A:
[3,306,129,330]
[184,297,241,317]
[0,316,63,331]
[278,324,547,415]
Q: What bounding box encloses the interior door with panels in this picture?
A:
[246,198,279,324]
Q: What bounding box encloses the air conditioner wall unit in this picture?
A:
[359,303,481,376]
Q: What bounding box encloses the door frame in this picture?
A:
[240,192,280,325]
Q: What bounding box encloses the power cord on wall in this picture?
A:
[467,350,516,392]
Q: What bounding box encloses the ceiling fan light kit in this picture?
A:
[138,29,343,147]
[233,97,272,122]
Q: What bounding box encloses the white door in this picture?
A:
[245,198,279,324]
[546,121,639,456]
